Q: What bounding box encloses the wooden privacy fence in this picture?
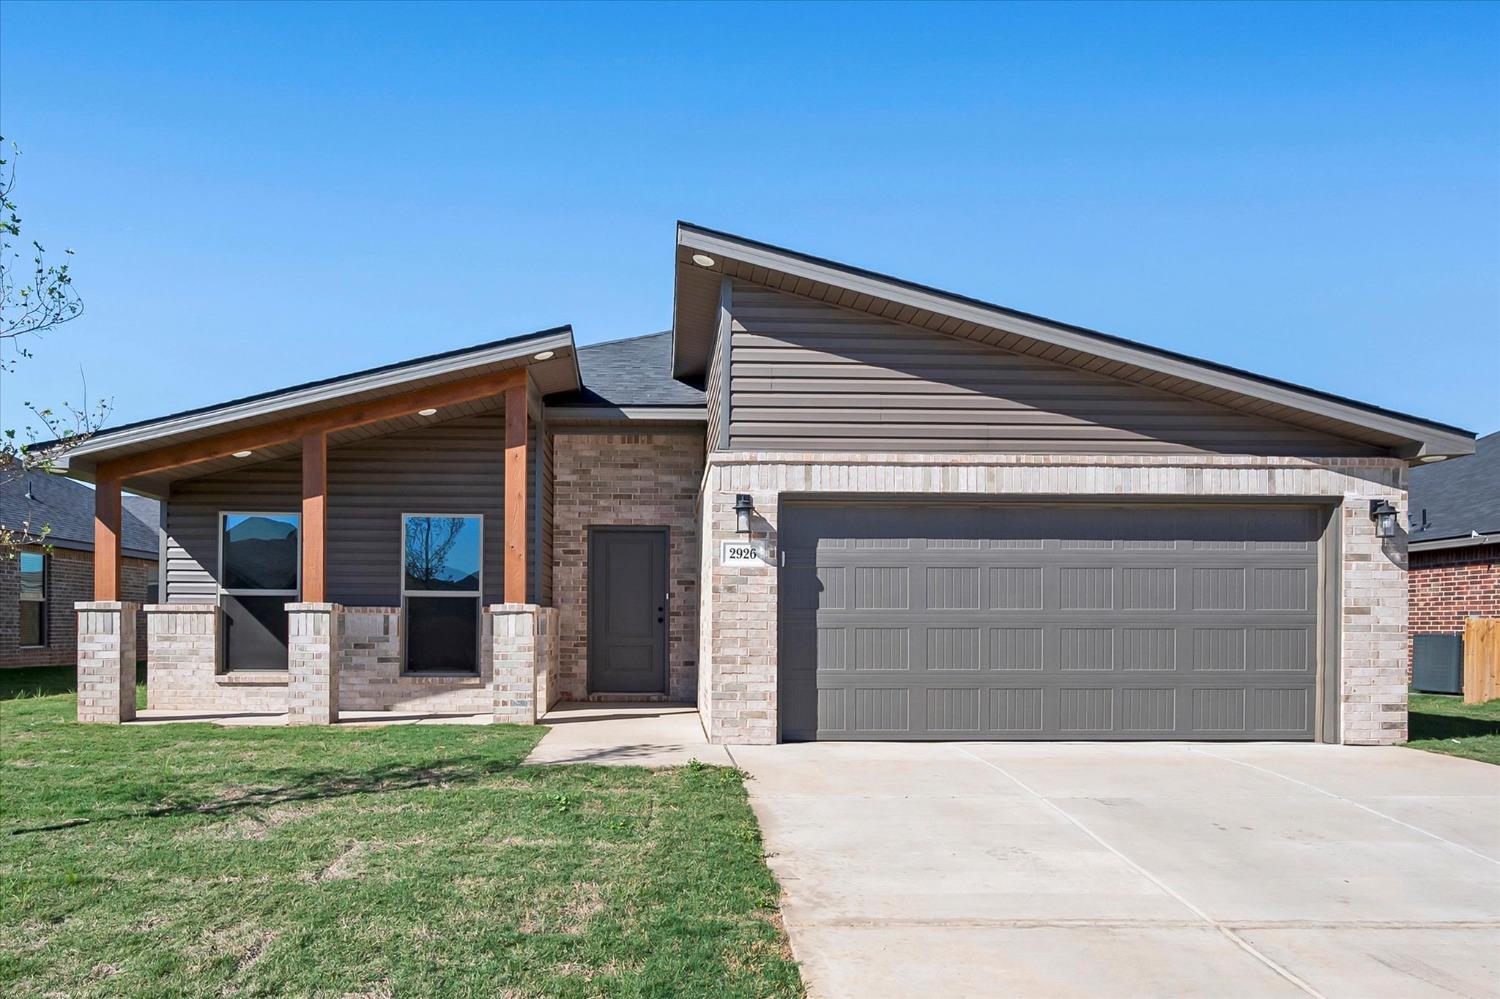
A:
[1463,618,1500,704]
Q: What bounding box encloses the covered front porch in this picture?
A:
[68,330,578,725]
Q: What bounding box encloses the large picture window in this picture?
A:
[19,552,47,648]
[219,512,300,670]
[402,514,483,674]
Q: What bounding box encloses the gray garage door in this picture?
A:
[779,502,1326,741]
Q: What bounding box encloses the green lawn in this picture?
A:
[1406,692,1500,766]
[0,666,802,998]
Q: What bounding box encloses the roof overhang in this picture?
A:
[1410,532,1500,553]
[48,326,579,495]
[671,222,1475,462]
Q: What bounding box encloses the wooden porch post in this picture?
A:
[301,430,328,603]
[504,382,528,603]
[93,474,122,601]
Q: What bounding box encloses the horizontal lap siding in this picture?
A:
[166,413,512,606]
[727,281,1381,457]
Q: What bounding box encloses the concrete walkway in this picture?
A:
[523,702,734,766]
[732,741,1500,999]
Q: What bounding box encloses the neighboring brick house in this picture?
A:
[1407,430,1500,671]
[1,467,157,668]
[49,222,1475,743]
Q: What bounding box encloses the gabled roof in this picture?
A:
[546,331,706,410]
[48,325,581,493]
[1410,431,1500,549]
[672,222,1475,461]
[1,467,158,558]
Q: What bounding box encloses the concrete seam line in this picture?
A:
[953,745,1325,999]
[1189,749,1500,869]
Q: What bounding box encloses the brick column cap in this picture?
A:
[286,602,342,612]
[75,600,139,611]
[487,603,542,614]
[144,603,218,613]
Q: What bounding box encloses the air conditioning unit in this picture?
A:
[1411,634,1463,695]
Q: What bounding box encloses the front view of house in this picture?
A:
[57,224,1476,744]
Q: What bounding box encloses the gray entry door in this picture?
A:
[780,502,1326,742]
[588,527,669,694]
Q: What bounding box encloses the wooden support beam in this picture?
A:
[94,475,122,602]
[301,430,328,603]
[99,367,526,482]
[504,382,528,603]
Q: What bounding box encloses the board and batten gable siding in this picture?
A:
[719,280,1384,456]
[164,412,547,607]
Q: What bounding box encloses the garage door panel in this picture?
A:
[780,502,1324,742]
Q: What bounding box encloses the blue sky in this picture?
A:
[1,1,1496,438]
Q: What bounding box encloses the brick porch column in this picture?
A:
[490,604,539,724]
[76,601,140,723]
[287,602,342,725]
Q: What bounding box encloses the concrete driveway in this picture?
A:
[730,742,1500,999]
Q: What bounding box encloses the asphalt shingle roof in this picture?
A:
[1409,430,1500,543]
[1,467,158,557]
[548,331,705,408]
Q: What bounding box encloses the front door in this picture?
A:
[588,527,668,694]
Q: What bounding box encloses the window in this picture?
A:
[219,512,300,670]
[19,552,47,648]
[402,514,482,674]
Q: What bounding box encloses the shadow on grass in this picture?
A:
[9,753,527,837]
[1409,708,1500,742]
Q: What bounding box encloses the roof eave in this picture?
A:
[672,222,1475,460]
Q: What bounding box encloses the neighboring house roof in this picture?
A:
[547,331,706,411]
[0,467,158,558]
[670,221,1474,460]
[1409,430,1500,551]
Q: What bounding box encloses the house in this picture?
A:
[1,465,157,668]
[50,223,1475,741]
[1408,430,1500,674]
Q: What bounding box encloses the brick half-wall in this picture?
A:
[698,452,1410,747]
[1,548,153,669]
[552,431,705,702]
[1408,542,1500,668]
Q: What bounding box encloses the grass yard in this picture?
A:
[0,666,803,998]
[1406,692,1500,766]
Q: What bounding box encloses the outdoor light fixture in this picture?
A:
[691,254,716,268]
[232,450,253,459]
[418,408,438,417]
[1418,455,1448,463]
[1369,499,1399,539]
[532,350,555,361]
[734,493,754,534]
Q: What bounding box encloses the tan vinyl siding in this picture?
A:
[725,281,1383,456]
[165,412,535,607]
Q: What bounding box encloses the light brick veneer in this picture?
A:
[287,603,341,725]
[490,603,556,723]
[145,603,289,714]
[76,601,139,723]
[698,452,1410,746]
[337,607,494,714]
[552,431,705,701]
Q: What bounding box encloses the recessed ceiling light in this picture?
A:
[1419,455,1448,463]
[691,254,716,268]
[232,450,253,459]
[532,350,555,361]
[418,408,438,417]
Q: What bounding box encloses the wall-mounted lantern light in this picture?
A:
[734,494,754,535]
[1369,499,1399,539]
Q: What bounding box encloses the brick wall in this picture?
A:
[552,431,705,701]
[146,604,287,713]
[699,452,1410,746]
[1408,542,1500,665]
[1,547,153,668]
[337,606,494,714]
